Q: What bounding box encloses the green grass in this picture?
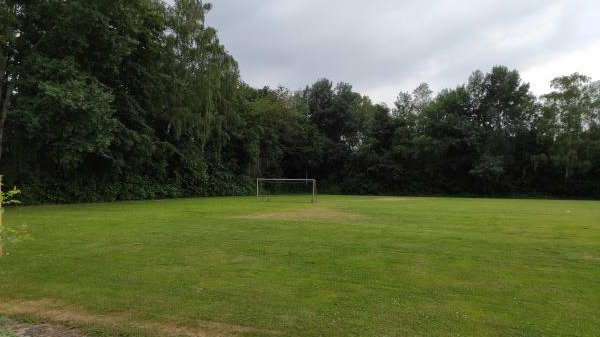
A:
[0,328,16,337]
[1,196,599,336]
[0,329,16,337]
[0,318,16,337]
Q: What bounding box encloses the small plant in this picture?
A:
[0,187,21,205]
[0,327,17,337]
[0,175,30,258]
[0,318,17,337]
[0,328,16,337]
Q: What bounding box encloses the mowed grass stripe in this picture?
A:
[1,196,599,336]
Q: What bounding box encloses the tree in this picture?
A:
[0,0,22,160]
[303,79,377,188]
[305,79,335,138]
[239,86,323,180]
[15,56,117,172]
[393,83,432,117]
[466,66,536,192]
[541,73,599,182]
[347,104,399,193]
[164,0,239,157]
[417,86,478,192]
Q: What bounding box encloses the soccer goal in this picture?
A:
[256,178,317,203]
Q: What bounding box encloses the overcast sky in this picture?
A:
[204,0,600,105]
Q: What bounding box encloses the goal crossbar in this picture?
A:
[256,178,317,203]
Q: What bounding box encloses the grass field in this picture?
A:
[1,195,599,336]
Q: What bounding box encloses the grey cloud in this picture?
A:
[206,0,600,104]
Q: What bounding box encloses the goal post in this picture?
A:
[256,178,317,203]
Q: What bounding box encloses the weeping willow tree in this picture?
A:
[164,0,239,160]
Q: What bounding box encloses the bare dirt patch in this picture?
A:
[1,299,279,337]
[2,318,86,337]
[374,197,412,201]
[234,207,362,221]
[583,255,600,262]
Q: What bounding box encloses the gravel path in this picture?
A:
[2,318,86,337]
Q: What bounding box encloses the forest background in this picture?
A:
[1,0,599,203]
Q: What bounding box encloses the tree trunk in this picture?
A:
[0,175,4,258]
[0,80,13,161]
[1,3,16,162]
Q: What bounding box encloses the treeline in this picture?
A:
[1,0,599,203]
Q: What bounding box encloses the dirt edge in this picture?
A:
[1,299,280,337]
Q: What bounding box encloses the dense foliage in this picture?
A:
[1,0,599,203]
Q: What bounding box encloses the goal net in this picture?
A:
[256,178,317,203]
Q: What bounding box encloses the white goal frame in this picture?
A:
[256,178,317,203]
